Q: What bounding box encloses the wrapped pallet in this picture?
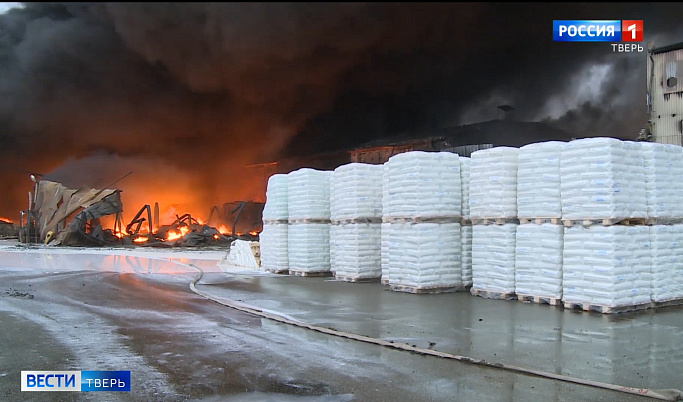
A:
[460,157,471,219]
[641,142,683,219]
[517,141,563,219]
[330,163,383,281]
[471,223,517,296]
[260,174,289,272]
[469,147,519,219]
[560,138,647,220]
[388,222,462,289]
[381,163,390,284]
[514,223,563,299]
[288,223,331,273]
[287,168,332,221]
[461,225,473,287]
[562,225,651,310]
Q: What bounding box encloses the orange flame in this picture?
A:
[213,234,219,240]
[217,225,229,235]
[0,217,13,224]
[249,231,259,236]
[134,236,148,243]
[166,225,190,241]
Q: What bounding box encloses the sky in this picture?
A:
[0,3,682,222]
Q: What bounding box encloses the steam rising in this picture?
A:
[1,3,682,220]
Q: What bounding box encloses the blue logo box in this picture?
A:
[553,20,622,42]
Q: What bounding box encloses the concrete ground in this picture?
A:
[0,244,678,401]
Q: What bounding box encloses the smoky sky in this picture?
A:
[0,2,682,220]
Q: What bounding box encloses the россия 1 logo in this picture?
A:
[553,20,643,42]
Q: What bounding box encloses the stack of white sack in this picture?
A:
[384,151,461,218]
[641,142,683,219]
[262,174,288,221]
[259,224,289,272]
[330,163,383,279]
[514,224,563,298]
[288,223,331,272]
[517,142,563,219]
[469,147,519,219]
[287,168,332,220]
[650,225,683,303]
[260,174,289,272]
[460,157,471,219]
[563,225,651,307]
[331,223,382,279]
[287,168,332,273]
[388,222,461,288]
[331,163,383,220]
[461,225,473,287]
[471,223,517,293]
[561,138,647,220]
[381,163,390,283]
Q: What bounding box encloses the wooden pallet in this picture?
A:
[519,217,562,225]
[331,218,382,225]
[335,275,381,283]
[288,219,331,224]
[263,267,289,274]
[653,298,683,309]
[460,218,472,226]
[563,301,652,314]
[381,278,390,285]
[470,288,517,300]
[389,284,466,294]
[470,218,519,225]
[516,293,562,306]
[382,216,462,224]
[288,270,334,277]
[262,219,288,225]
[646,218,683,225]
[562,218,649,227]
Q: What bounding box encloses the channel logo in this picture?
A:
[553,20,643,42]
[21,371,130,392]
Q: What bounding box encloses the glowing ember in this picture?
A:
[0,217,13,224]
[249,231,259,236]
[217,225,229,235]
[213,234,219,240]
[133,236,148,243]
[166,225,190,241]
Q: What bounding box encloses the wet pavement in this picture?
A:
[0,245,675,401]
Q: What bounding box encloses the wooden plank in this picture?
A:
[335,275,381,283]
[562,218,649,227]
[470,218,519,225]
[263,267,289,275]
[288,270,333,277]
[519,217,562,225]
[653,298,683,309]
[389,284,466,294]
[470,288,517,300]
[516,293,562,306]
[562,301,653,314]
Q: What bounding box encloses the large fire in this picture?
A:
[166,226,190,241]
[0,217,13,224]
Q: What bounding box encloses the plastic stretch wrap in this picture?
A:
[561,138,647,220]
[562,225,651,307]
[461,225,473,287]
[388,222,462,288]
[287,168,332,220]
[331,223,381,279]
[472,224,517,293]
[384,151,461,218]
[517,141,563,219]
[514,223,563,298]
[331,163,384,220]
[469,147,519,219]
[650,224,683,302]
[641,142,683,219]
[259,224,288,271]
[288,223,330,272]
[460,157,471,219]
[262,174,288,221]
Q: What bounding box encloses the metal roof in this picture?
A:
[652,41,683,55]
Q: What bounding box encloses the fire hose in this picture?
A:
[185,263,683,401]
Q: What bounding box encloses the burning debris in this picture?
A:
[20,179,260,248]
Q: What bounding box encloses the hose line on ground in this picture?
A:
[186,263,683,401]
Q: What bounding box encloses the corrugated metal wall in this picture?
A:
[440,143,494,156]
[650,47,683,146]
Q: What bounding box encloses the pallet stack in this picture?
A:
[470,147,520,300]
[287,168,333,277]
[561,139,651,313]
[330,163,383,282]
[384,151,463,294]
[515,141,564,306]
[260,174,289,274]
[381,162,390,285]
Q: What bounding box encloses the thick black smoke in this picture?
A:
[0,3,681,219]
